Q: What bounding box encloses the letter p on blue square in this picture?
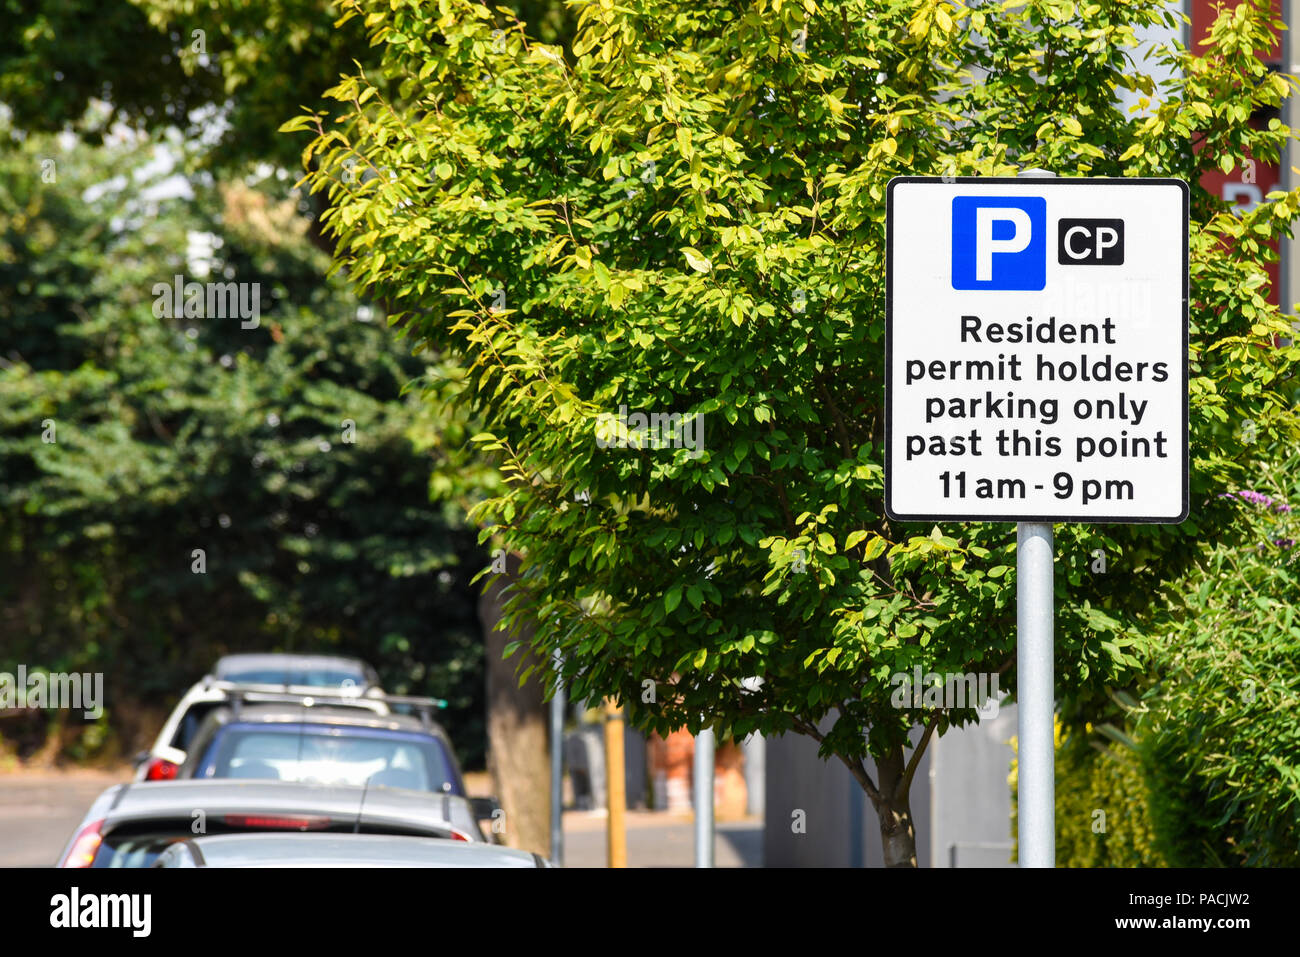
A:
[951,196,1046,290]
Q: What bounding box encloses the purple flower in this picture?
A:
[1221,490,1293,513]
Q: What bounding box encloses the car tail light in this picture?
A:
[60,819,104,868]
[222,814,330,831]
[144,758,178,781]
[450,830,471,842]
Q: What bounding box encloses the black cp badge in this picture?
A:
[1057,218,1124,265]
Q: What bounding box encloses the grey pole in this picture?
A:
[742,732,765,818]
[549,650,565,865]
[1014,167,1056,869]
[1016,522,1055,867]
[693,727,715,868]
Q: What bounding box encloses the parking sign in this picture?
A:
[885,176,1188,523]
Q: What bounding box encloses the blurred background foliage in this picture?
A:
[0,124,488,767]
[0,0,574,771]
[1012,719,1165,868]
[0,0,578,171]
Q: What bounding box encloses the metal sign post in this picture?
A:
[550,649,565,865]
[1015,169,1055,870]
[1016,520,1055,866]
[884,169,1189,869]
[694,726,715,867]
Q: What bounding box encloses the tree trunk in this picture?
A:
[479,551,552,856]
[873,746,918,868]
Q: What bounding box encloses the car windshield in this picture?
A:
[196,723,461,794]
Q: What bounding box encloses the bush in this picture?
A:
[1136,466,1300,867]
[1011,717,1165,867]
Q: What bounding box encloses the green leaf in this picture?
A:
[277,115,314,134]
[683,248,712,273]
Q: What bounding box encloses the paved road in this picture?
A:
[0,770,128,867]
[559,810,761,868]
[0,771,762,868]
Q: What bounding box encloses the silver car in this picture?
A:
[57,778,488,868]
[154,833,551,868]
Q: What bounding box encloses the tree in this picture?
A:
[297,0,1298,866]
[479,550,551,852]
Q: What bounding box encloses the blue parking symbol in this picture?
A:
[952,196,1046,290]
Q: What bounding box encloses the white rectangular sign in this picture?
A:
[886,177,1188,523]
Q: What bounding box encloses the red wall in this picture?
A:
[1190,0,1285,303]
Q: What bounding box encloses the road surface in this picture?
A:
[0,770,128,867]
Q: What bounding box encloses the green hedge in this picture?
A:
[1011,720,1165,867]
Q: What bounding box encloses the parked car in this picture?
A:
[176,702,468,794]
[133,653,388,782]
[56,778,488,868]
[154,832,550,868]
[167,696,502,836]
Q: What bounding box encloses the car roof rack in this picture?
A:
[202,676,378,697]
[212,681,448,728]
[377,694,450,731]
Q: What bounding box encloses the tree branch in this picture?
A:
[835,750,886,811]
[895,711,939,804]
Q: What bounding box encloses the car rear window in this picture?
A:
[94,821,453,867]
[93,829,192,868]
[195,724,461,794]
[219,669,366,687]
